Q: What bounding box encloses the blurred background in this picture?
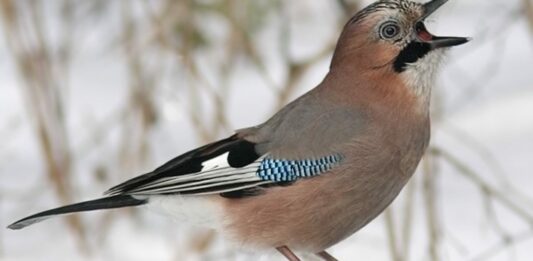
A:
[1,0,533,260]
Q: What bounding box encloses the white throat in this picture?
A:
[401,49,446,111]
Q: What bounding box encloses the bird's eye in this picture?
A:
[379,22,400,39]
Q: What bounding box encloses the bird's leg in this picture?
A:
[276,246,301,261]
[316,250,338,261]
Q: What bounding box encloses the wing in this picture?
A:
[106,89,363,198]
[105,134,343,197]
[105,134,266,196]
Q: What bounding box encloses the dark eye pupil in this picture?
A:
[384,25,397,37]
[386,26,396,35]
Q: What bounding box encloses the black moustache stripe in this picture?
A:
[393,42,432,73]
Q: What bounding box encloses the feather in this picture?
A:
[8,195,146,230]
[105,135,262,196]
[104,134,343,197]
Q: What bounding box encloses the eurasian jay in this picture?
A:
[8,0,469,260]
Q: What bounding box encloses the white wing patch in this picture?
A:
[103,136,268,197]
[201,152,230,171]
[125,157,270,195]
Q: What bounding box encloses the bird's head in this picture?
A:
[331,0,469,97]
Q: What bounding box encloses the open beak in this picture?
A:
[416,0,470,49]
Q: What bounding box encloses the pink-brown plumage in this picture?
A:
[224,66,430,252]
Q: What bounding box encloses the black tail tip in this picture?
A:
[7,216,46,230]
[6,195,147,231]
[7,223,22,230]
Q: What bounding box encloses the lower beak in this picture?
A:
[415,22,470,49]
[428,36,471,49]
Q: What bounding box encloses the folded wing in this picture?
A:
[105,134,343,197]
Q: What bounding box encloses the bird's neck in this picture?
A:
[323,65,432,117]
[397,49,446,110]
[329,45,445,115]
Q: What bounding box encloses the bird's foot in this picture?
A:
[316,250,338,261]
[276,246,301,261]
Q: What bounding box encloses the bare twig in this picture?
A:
[401,180,416,260]
[524,0,533,35]
[0,0,88,252]
[469,229,533,261]
[385,208,403,261]
[422,155,441,261]
[431,147,533,226]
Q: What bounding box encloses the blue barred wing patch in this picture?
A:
[256,154,343,182]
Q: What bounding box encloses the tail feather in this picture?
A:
[7,195,147,230]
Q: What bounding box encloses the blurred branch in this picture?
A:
[432,145,533,261]
[431,147,533,225]
[272,0,363,111]
[470,229,533,261]
[145,0,226,142]
[335,0,361,18]
[422,155,441,261]
[440,124,515,192]
[524,0,533,35]
[118,1,158,173]
[0,0,88,252]
[384,180,417,261]
[385,208,403,261]
[274,40,336,110]
[401,180,416,260]
[447,37,507,112]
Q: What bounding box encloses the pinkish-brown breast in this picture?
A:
[221,106,430,252]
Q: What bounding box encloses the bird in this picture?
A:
[8,0,469,260]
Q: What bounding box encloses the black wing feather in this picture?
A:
[105,134,261,195]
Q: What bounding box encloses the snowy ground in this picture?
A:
[1,0,533,260]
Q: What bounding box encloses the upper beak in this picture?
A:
[416,0,470,49]
[421,0,449,20]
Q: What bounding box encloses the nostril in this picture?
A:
[415,22,424,33]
